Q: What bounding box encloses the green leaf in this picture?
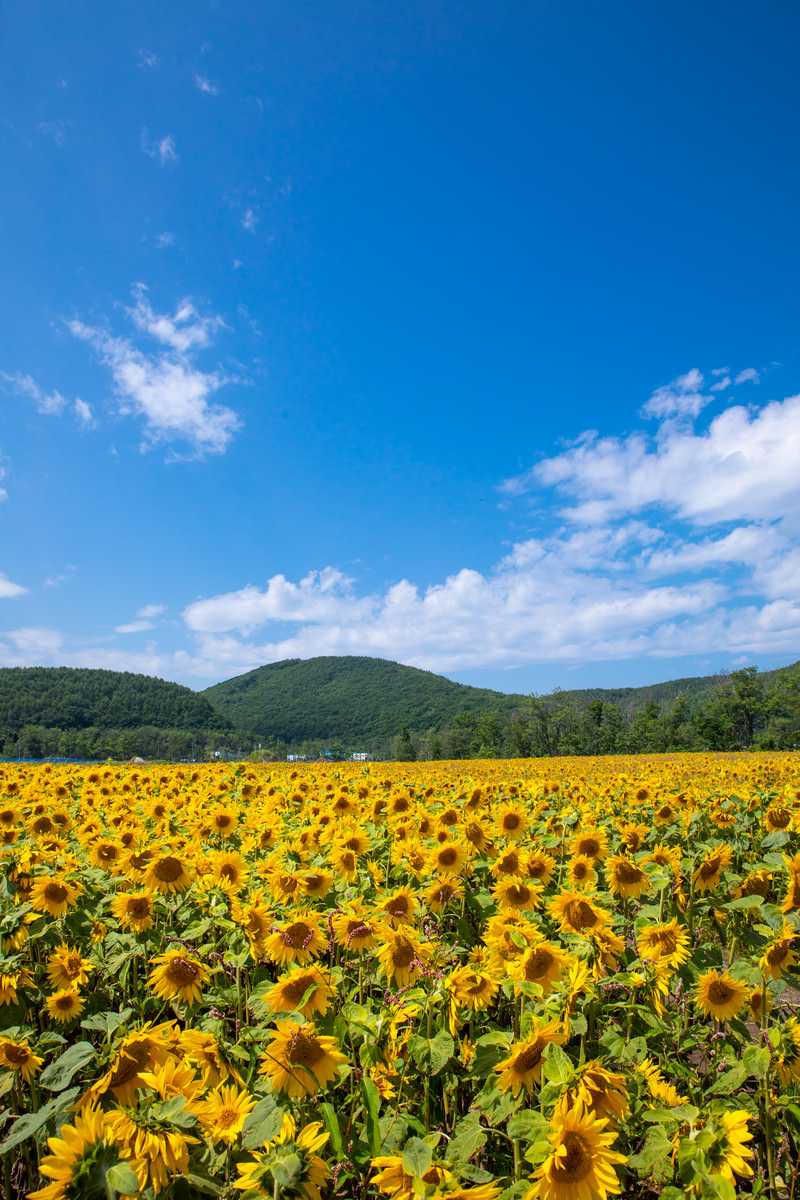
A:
[105,1162,141,1194]
[154,1095,198,1128]
[542,1043,574,1085]
[724,894,764,911]
[39,1041,96,1091]
[0,1087,81,1154]
[402,1136,433,1179]
[361,1076,381,1156]
[507,1110,549,1143]
[80,1008,133,1036]
[242,1094,284,1150]
[320,1102,343,1158]
[712,1063,749,1093]
[448,1110,487,1163]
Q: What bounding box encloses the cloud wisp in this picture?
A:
[68,285,241,457]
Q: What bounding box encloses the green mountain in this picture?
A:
[202,655,524,745]
[0,667,233,735]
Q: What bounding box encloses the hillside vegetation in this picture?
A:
[202,655,522,744]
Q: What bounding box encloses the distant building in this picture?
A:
[286,754,308,762]
[352,752,372,761]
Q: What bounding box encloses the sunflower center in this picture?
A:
[577,838,600,858]
[110,1042,151,1086]
[766,944,790,967]
[282,975,316,1005]
[340,853,356,872]
[288,1032,325,1068]
[5,1045,30,1066]
[55,993,77,1011]
[525,949,555,981]
[433,885,456,905]
[215,814,234,829]
[33,817,55,834]
[467,975,490,996]
[769,809,791,828]
[97,844,118,861]
[499,853,519,874]
[154,857,183,882]
[44,882,68,904]
[512,1042,544,1074]
[438,847,459,868]
[219,864,238,881]
[615,861,644,884]
[506,885,530,906]
[529,859,548,879]
[503,814,522,831]
[386,896,409,917]
[217,1106,239,1130]
[707,981,734,1005]
[128,897,152,919]
[565,899,599,930]
[699,855,721,880]
[655,929,677,953]
[390,938,416,969]
[64,954,83,977]
[551,1131,592,1182]
[166,958,200,986]
[572,863,591,881]
[278,875,299,892]
[284,922,312,947]
[245,911,268,937]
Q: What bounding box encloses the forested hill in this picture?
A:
[0,667,233,734]
[202,656,523,743]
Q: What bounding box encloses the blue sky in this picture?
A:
[2,0,800,695]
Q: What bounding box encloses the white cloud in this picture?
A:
[0,574,26,599]
[74,398,95,428]
[68,287,241,456]
[127,283,225,353]
[504,389,800,527]
[138,603,165,619]
[37,120,68,146]
[155,233,175,248]
[640,368,709,420]
[3,372,67,415]
[115,620,155,634]
[710,376,731,392]
[141,130,178,164]
[3,627,62,657]
[735,367,760,385]
[242,209,258,232]
[115,602,165,634]
[138,50,158,68]
[194,73,220,95]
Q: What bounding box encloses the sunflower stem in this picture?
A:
[513,1136,522,1182]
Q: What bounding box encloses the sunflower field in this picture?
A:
[1,754,800,1200]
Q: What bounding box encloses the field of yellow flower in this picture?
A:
[1,753,800,1200]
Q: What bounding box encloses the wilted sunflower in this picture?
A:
[259,1020,347,1099]
[45,988,85,1024]
[198,1083,258,1145]
[28,1103,119,1200]
[110,889,156,933]
[148,948,209,1006]
[29,874,82,918]
[494,1019,565,1096]
[265,964,338,1018]
[694,969,750,1022]
[525,1096,627,1200]
[0,1037,43,1083]
[142,850,193,894]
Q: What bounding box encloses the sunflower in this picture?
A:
[211,849,250,893]
[45,988,85,1024]
[265,912,327,966]
[635,1056,687,1107]
[301,869,335,900]
[511,941,573,997]
[377,928,431,987]
[141,849,194,894]
[564,1061,629,1129]
[635,919,690,970]
[492,847,529,879]
[425,874,463,913]
[148,948,209,1006]
[110,889,156,933]
[371,1156,454,1200]
[448,965,500,1013]
[570,828,608,862]
[234,1115,330,1200]
[493,876,543,913]
[47,943,94,990]
[494,1019,565,1096]
[29,874,82,918]
[496,804,528,841]
[378,887,418,926]
[760,922,797,979]
[692,846,732,893]
[606,854,650,900]
[428,841,468,875]
[89,1023,176,1104]
[28,1102,119,1200]
[259,1020,348,1099]
[105,1107,198,1195]
[524,1097,627,1200]
[181,1028,241,1089]
[549,891,610,937]
[198,1083,258,1145]
[265,964,338,1018]
[694,969,750,1022]
[699,1109,754,1184]
[0,1036,43,1083]
[567,855,597,890]
[527,849,556,887]
[209,807,240,836]
[783,851,800,912]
